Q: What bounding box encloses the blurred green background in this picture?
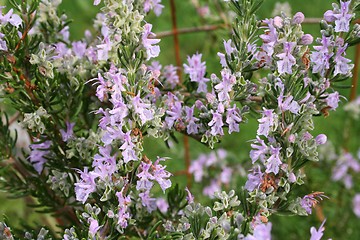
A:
[0,0,359,239]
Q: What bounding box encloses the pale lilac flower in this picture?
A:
[215,69,236,102]
[184,106,199,135]
[293,12,305,24]
[144,0,164,16]
[29,140,52,174]
[209,104,224,136]
[257,108,276,137]
[156,198,169,213]
[226,105,242,134]
[245,166,263,192]
[116,190,131,228]
[353,194,360,218]
[220,167,232,184]
[300,193,327,215]
[273,16,283,28]
[72,41,87,58]
[315,134,327,145]
[148,61,162,72]
[301,34,314,45]
[334,1,353,32]
[310,220,326,240]
[137,161,154,191]
[131,95,154,125]
[185,187,194,203]
[93,0,101,5]
[165,101,182,128]
[203,180,221,198]
[278,95,300,114]
[311,35,334,76]
[223,39,235,55]
[326,92,340,110]
[244,223,272,240]
[250,137,268,164]
[153,157,172,192]
[97,37,112,61]
[88,218,100,237]
[75,168,98,203]
[265,146,282,174]
[0,33,7,51]
[183,53,209,93]
[276,42,296,75]
[324,10,336,22]
[139,190,156,213]
[92,146,117,180]
[120,131,138,163]
[334,44,352,76]
[163,65,179,89]
[0,8,22,27]
[142,23,160,60]
[60,122,75,142]
[189,154,206,182]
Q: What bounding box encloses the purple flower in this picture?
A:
[0,8,22,27]
[93,0,101,5]
[88,218,100,237]
[278,95,300,114]
[215,69,236,102]
[139,190,157,213]
[131,95,154,125]
[156,198,169,213]
[311,35,334,77]
[163,65,179,89]
[300,193,327,215]
[257,108,277,137]
[209,104,225,136]
[244,223,272,240]
[75,168,98,203]
[315,134,327,145]
[220,167,232,184]
[92,145,117,180]
[97,37,112,61]
[324,10,336,22]
[29,140,52,174]
[245,166,263,192]
[326,92,340,110]
[184,106,199,135]
[203,180,221,198]
[153,157,172,192]
[142,23,160,60]
[120,131,138,163]
[293,12,305,24]
[265,146,282,174]
[334,1,353,32]
[310,220,326,240]
[189,154,206,182]
[183,53,209,93]
[301,34,314,45]
[0,33,7,51]
[137,161,154,191]
[250,137,268,164]
[276,42,296,75]
[144,0,164,16]
[334,44,352,76]
[72,41,87,58]
[60,122,75,142]
[116,190,131,229]
[165,100,182,128]
[353,194,360,218]
[226,105,242,134]
[185,187,194,203]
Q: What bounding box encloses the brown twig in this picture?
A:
[350,44,360,101]
[169,0,192,188]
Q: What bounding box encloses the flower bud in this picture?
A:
[300,34,313,45]
[292,12,305,24]
[315,134,327,145]
[324,10,336,22]
[273,16,283,28]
